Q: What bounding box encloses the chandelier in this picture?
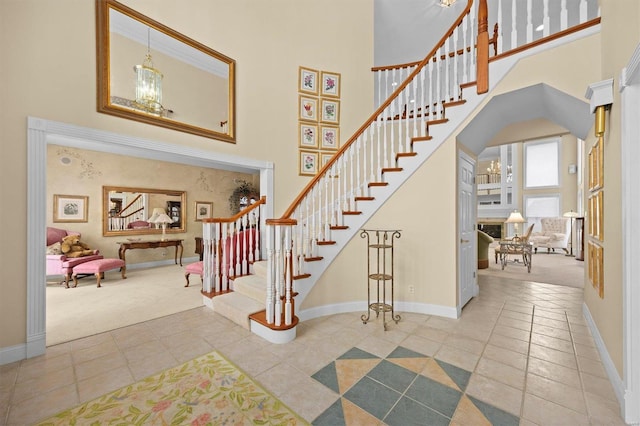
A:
[134,27,163,114]
[439,0,457,7]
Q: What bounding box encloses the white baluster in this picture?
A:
[215,223,222,292]
[511,0,517,51]
[284,226,292,325]
[526,0,533,43]
[274,225,282,327]
[376,69,382,108]
[560,0,568,31]
[498,0,504,54]
[579,0,588,23]
[265,224,274,324]
[463,11,471,76]
[369,122,376,183]
[453,26,459,99]
[427,59,434,132]
[419,67,426,137]
[403,86,410,151]
[543,0,550,37]
[203,222,212,293]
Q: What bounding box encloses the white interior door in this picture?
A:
[458,151,477,309]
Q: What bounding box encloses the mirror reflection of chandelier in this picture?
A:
[134,27,163,114]
[439,0,457,7]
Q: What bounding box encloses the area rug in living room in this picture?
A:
[34,350,307,425]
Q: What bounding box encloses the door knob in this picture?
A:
[460,239,469,243]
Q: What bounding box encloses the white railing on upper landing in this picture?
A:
[373,0,600,108]
[201,197,265,294]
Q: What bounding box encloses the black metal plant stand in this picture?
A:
[360,229,401,330]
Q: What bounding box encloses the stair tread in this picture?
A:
[212,292,265,330]
[232,274,267,303]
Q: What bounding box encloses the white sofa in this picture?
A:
[529,217,570,254]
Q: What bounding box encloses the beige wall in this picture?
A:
[0,0,373,350]
[47,145,257,262]
[581,0,640,377]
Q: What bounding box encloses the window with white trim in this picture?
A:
[524,195,560,233]
[524,139,560,188]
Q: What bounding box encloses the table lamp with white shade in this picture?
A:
[505,211,526,237]
[148,207,173,240]
[563,210,580,257]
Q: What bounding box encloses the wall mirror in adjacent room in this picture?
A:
[96,0,236,142]
[103,186,186,236]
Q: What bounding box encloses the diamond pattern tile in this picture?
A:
[311,346,519,425]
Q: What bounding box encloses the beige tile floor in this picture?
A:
[0,276,627,425]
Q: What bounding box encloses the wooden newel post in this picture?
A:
[477,0,489,94]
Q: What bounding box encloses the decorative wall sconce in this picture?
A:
[585,79,614,137]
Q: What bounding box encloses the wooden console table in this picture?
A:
[117,239,184,266]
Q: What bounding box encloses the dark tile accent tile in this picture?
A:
[338,347,379,360]
[406,375,462,418]
[312,398,345,426]
[384,396,450,426]
[367,360,417,393]
[311,361,339,394]
[468,395,520,426]
[343,376,401,420]
[387,346,427,359]
[436,358,472,391]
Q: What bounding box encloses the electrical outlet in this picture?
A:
[408,285,415,294]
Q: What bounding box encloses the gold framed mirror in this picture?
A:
[96,0,235,142]
[103,186,186,236]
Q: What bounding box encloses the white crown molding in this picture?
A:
[585,78,614,112]
[621,41,640,90]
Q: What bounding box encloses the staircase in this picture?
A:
[205,0,601,343]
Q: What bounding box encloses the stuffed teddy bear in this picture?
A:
[60,234,94,258]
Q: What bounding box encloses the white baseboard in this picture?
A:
[582,303,626,417]
[0,343,26,366]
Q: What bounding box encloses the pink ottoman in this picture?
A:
[185,261,203,288]
[72,258,126,288]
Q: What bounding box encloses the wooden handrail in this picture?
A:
[203,195,266,224]
[281,0,475,220]
[489,17,601,63]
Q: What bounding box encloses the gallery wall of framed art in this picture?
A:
[297,66,341,176]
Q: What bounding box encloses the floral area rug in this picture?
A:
[35,351,308,425]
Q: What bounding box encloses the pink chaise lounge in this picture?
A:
[46,227,103,288]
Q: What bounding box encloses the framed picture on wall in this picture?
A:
[320,71,341,98]
[320,99,340,124]
[299,123,318,148]
[299,150,318,176]
[320,125,340,150]
[53,194,88,223]
[194,201,213,221]
[299,67,319,95]
[299,95,318,122]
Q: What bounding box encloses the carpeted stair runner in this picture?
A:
[212,260,268,329]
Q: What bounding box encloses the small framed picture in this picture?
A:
[299,123,318,148]
[321,71,341,98]
[320,152,339,177]
[299,150,319,176]
[299,66,319,95]
[321,99,340,124]
[53,194,88,223]
[195,201,213,221]
[299,95,318,122]
[320,125,340,150]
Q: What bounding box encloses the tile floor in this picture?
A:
[0,275,627,425]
